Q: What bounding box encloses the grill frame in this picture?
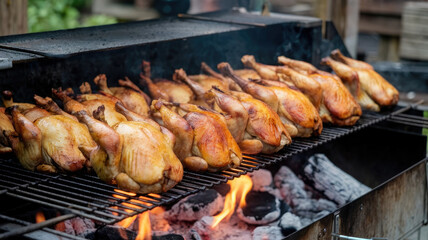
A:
[0,103,424,239]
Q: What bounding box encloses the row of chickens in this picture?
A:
[0,49,399,194]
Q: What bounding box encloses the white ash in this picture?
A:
[300,218,313,227]
[252,226,283,240]
[312,210,330,220]
[249,169,273,191]
[237,191,282,225]
[274,166,308,205]
[190,215,252,240]
[305,154,371,206]
[292,198,336,219]
[278,212,302,236]
[165,189,223,221]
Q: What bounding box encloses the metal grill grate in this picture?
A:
[0,104,420,238]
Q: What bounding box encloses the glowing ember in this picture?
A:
[136,211,152,240]
[212,175,253,228]
[114,189,137,196]
[35,211,45,223]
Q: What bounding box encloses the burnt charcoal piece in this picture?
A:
[153,234,185,240]
[252,226,283,240]
[237,191,281,225]
[278,212,302,236]
[304,154,371,206]
[292,198,336,219]
[165,189,223,221]
[249,169,273,191]
[274,166,308,205]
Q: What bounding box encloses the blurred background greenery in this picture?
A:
[28,0,118,32]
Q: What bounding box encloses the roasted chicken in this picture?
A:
[241,55,323,110]
[151,100,242,172]
[0,108,14,153]
[140,61,194,103]
[321,57,380,111]
[329,49,399,108]
[93,74,150,116]
[277,56,362,126]
[218,62,322,137]
[55,89,183,193]
[5,105,97,173]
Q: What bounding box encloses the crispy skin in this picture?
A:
[6,108,43,170]
[310,73,361,125]
[155,80,194,103]
[204,87,248,144]
[94,74,150,116]
[82,100,127,127]
[0,110,14,153]
[331,49,373,70]
[230,91,291,154]
[218,62,279,112]
[233,69,261,80]
[278,56,318,73]
[321,57,381,111]
[74,110,121,184]
[184,111,242,171]
[255,79,323,137]
[35,115,97,172]
[114,121,183,193]
[188,75,229,92]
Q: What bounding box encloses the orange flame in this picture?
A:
[35,211,45,223]
[136,211,152,240]
[212,175,253,228]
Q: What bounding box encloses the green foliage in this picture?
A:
[28,0,117,33]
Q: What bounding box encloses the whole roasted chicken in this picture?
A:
[218,62,322,137]
[328,49,399,108]
[151,100,242,172]
[174,68,290,154]
[55,89,183,194]
[241,55,323,110]
[277,56,362,126]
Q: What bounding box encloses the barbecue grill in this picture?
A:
[0,10,427,240]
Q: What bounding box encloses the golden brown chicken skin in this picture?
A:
[151,100,242,172]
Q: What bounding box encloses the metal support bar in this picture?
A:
[0,213,75,239]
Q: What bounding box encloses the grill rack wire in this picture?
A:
[0,103,426,239]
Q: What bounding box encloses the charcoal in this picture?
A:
[249,169,273,191]
[312,210,330,220]
[237,191,282,225]
[274,166,308,205]
[278,212,302,236]
[292,198,336,219]
[165,189,223,221]
[252,226,283,240]
[96,225,183,240]
[70,217,96,237]
[304,154,371,206]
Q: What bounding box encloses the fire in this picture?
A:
[136,211,152,240]
[212,175,253,228]
[35,211,45,223]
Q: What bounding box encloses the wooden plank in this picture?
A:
[359,14,401,36]
[0,0,27,36]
